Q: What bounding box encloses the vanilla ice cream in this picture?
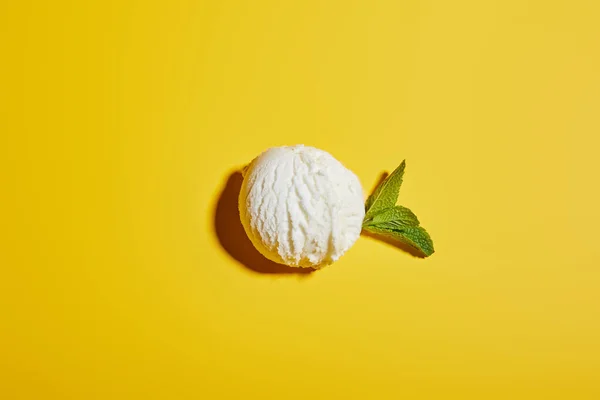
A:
[239,145,365,268]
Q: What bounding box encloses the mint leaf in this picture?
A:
[363,225,434,257]
[362,160,435,257]
[364,160,405,219]
[363,205,419,228]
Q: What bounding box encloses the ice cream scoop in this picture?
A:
[238,145,365,268]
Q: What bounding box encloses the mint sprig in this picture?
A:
[362,161,435,257]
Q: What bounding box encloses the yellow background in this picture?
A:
[2,1,600,398]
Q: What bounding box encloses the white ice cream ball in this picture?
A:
[238,145,365,268]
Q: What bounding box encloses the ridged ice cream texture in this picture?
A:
[239,145,365,268]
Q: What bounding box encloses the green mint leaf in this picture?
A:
[362,160,434,257]
[363,225,435,257]
[363,205,419,228]
[364,160,405,219]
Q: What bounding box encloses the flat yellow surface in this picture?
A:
[2,1,600,398]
